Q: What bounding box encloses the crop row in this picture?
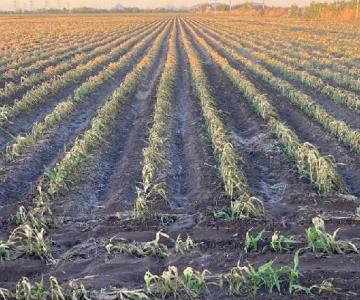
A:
[198,18,360,76]
[243,40,360,92]
[0,27,109,73]
[0,20,166,126]
[260,20,360,59]
[190,21,360,155]
[0,17,157,71]
[0,26,122,81]
[234,30,360,82]
[182,20,342,194]
[134,22,178,218]
[4,21,169,161]
[0,21,160,103]
[180,20,265,219]
[199,21,360,107]
[0,21,153,85]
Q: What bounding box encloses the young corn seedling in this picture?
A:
[6,276,90,300]
[245,260,292,294]
[284,250,309,294]
[175,234,198,254]
[13,206,45,230]
[106,231,170,258]
[356,206,360,218]
[244,228,265,253]
[33,24,171,222]
[145,266,208,299]
[128,230,169,258]
[214,198,265,221]
[8,224,54,262]
[306,217,358,254]
[49,276,66,300]
[231,198,265,220]
[182,267,209,298]
[0,288,11,299]
[15,277,45,300]
[270,231,298,253]
[184,21,343,194]
[222,261,283,295]
[106,240,143,257]
[68,280,91,300]
[134,24,177,220]
[144,266,179,298]
[221,262,247,295]
[222,250,303,295]
[0,240,12,261]
[133,186,155,220]
[310,280,343,295]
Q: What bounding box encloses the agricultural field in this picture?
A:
[0,13,359,299]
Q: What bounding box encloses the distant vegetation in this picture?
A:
[1,0,359,20]
[190,1,360,20]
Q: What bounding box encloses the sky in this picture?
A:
[1,0,321,10]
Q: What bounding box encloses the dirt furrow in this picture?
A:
[165,23,224,213]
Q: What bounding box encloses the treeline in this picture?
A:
[192,0,360,20]
[289,0,359,19]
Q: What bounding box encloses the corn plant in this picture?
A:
[144,267,179,298]
[309,280,343,295]
[49,276,66,300]
[175,234,198,254]
[3,276,91,300]
[113,289,149,300]
[13,206,45,230]
[0,288,11,300]
[306,216,358,254]
[222,250,303,295]
[198,19,359,81]
[0,22,157,103]
[182,267,209,297]
[0,240,12,261]
[15,277,45,300]
[215,197,266,221]
[270,231,298,253]
[145,266,208,298]
[356,206,360,217]
[244,228,264,253]
[68,280,91,300]
[8,224,54,262]
[105,231,170,258]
